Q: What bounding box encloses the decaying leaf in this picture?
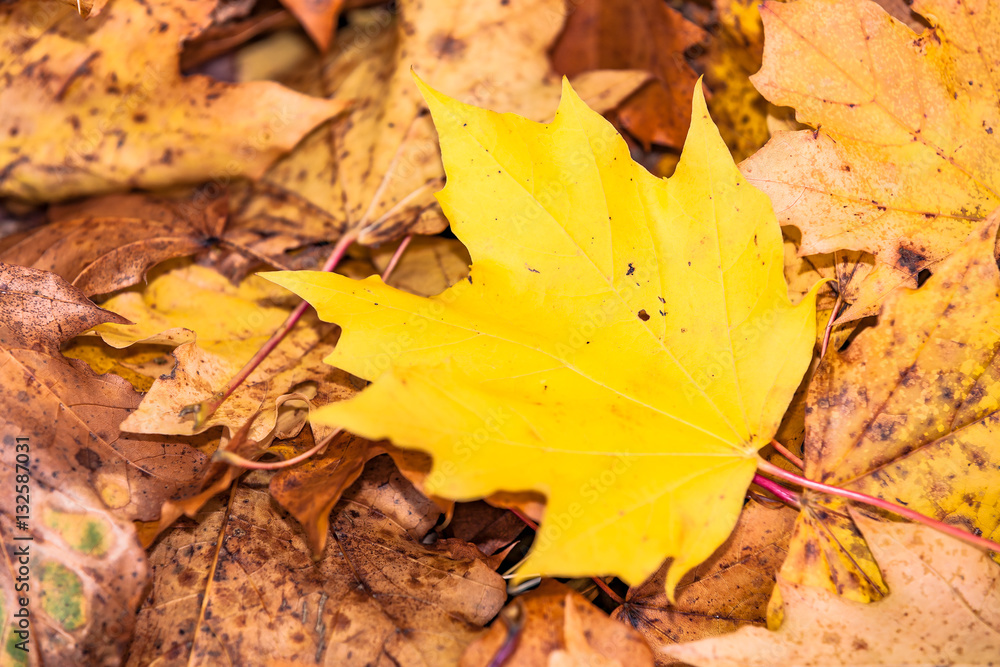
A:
[613,501,796,660]
[265,78,819,595]
[0,263,128,355]
[0,277,204,663]
[1,191,227,297]
[231,0,648,250]
[128,457,506,666]
[0,440,149,665]
[0,0,346,202]
[445,501,526,558]
[701,0,773,163]
[462,579,655,667]
[742,0,1000,320]
[269,430,384,555]
[779,213,1000,604]
[1,349,209,522]
[91,263,356,442]
[662,514,1000,666]
[550,0,705,149]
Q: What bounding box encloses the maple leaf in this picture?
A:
[264,77,820,594]
[0,191,227,297]
[91,263,356,443]
[462,579,655,667]
[230,0,648,251]
[550,0,706,150]
[742,0,1000,320]
[662,513,1000,666]
[128,458,506,666]
[775,211,1000,604]
[613,500,796,658]
[0,0,346,202]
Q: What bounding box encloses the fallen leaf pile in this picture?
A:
[2,0,999,664]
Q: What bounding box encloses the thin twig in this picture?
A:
[757,458,1000,553]
[769,439,804,470]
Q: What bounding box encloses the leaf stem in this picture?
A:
[213,428,342,470]
[182,230,359,427]
[820,292,843,358]
[380,234,413,284]
[590,576,625,605]
[768,439,803,470]
[756,458,1000,553]
[751,473,801,509]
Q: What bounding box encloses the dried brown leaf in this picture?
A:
[128,457,505,666]
[0,263,128,356]
[462,579,655,667]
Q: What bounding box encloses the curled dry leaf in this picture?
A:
[445,501,527,558]
[0,0,346,202]
[128,457,506,666]
[1,191,227,297]
[550,0,706,150]
[613,501,796,660]
[266,80,819,594]
[663,515,1000,666]
[230,0,648,250]
[778,212,1000,605]
[91,263,357,443]
[461,579,655,667]
[0,263,128,356]
[742,0,1000,320]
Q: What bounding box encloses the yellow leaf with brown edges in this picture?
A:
[742,0,1000,320]
[92,263,356,442]
[0,0,345,202]
[778,212,1000,607]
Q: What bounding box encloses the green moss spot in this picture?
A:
[42,508,110,557]
[5,629,28,665]
[39,562,86,631]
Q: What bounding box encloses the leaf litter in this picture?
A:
[2,0,1000,664]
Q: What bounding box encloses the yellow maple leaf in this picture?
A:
[264,77,819,594]
[742,0,1000,320]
